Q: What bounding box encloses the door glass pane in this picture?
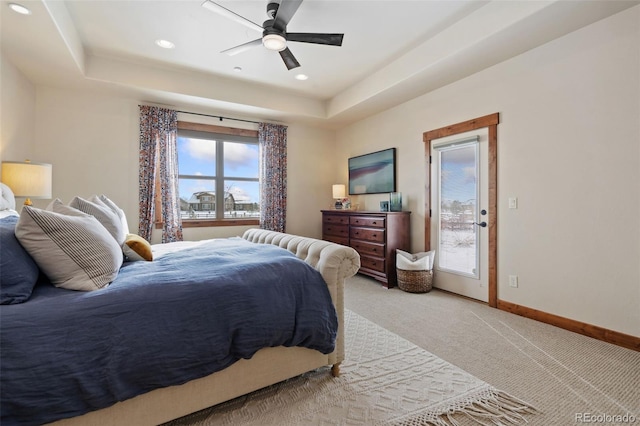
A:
[438,144,479,277]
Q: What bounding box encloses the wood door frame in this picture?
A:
[423,113,499,307]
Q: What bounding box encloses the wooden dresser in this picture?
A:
[321,210,411,288]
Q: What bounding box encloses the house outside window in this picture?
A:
[176,121,260,227]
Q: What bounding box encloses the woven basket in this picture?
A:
[397,268,433,293]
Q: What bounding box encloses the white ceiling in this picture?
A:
[2,0,638,128]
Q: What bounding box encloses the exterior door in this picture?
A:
[430,128,489,302]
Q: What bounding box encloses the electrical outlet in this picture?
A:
[509,275,519,288]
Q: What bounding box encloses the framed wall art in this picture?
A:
[348,148,396,195]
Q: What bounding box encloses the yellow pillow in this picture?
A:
[122,234,153,262]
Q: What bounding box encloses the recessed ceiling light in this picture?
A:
[295,74,308,81]
[8,3,31,15]
[155,39,175,49]
[233,66,242,72]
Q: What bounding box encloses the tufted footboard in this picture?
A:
[242,228,361,365]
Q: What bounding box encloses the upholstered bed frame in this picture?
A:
[51,228,360,426]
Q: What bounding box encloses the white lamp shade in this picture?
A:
[332,184,346,199]
[1,161,52,199]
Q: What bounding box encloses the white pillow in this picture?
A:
[95,194,130,235]
[0,182,16,211]
[69,196,126,246]
[15,206,123,291]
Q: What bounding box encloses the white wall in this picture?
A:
[27,86,336,242]
[336,6,640,337]
[286,123,337,237]
[33,88,139,214]
[1,52,36,170]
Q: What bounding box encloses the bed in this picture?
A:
[0,189,360,426]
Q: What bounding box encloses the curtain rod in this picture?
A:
[175,110,262,125]
[138,105,262,125]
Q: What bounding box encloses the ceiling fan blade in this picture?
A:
[279,48,301,70]
[273,0,303,32]
[222,38,262,56]
[287,33,344,46]
[201,0,263,33]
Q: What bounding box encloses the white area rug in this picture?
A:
[170,310,537,425]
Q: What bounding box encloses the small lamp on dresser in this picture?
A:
[332,184,346,209]
[1,160,52,206]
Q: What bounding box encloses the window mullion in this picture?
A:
[215,140,225,219]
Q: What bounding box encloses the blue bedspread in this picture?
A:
[0,238,338,426]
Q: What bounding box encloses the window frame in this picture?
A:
[154,121,260,228]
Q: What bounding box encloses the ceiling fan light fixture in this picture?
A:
[262,34,287,52]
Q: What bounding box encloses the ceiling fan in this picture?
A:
[201,0,344,70]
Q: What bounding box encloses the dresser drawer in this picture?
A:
[360,255,385,273]
[324,235,349,246]
[350,216,385,228]
[323,214,349,225]
[322,223,349,238]
[350,227,385,243]
[350,240,385,258]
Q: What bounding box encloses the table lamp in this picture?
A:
[332,184,345,209]
[1,160,52,206]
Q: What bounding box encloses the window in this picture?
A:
[174,122,260,227]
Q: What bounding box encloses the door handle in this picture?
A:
[474,221,487,227]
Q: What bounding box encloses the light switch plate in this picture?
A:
[509,275,519,288]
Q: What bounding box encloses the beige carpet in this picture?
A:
[166,309,537,426]
[345,275,640,425]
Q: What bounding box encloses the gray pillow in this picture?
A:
[15,206,123,291]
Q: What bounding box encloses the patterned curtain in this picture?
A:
[258,123,287,232]
[138,105,183,243]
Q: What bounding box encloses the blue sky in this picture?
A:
[177,137,260,203]
[440,146,477,204]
